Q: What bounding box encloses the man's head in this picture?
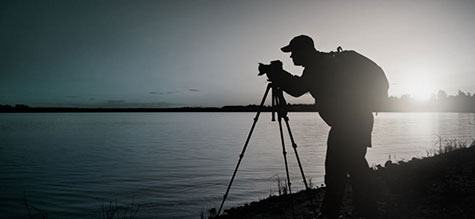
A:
[281,35,317,66]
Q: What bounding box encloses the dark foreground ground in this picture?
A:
[210,143,475,219]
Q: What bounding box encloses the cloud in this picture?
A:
[188,89,200,92]
[106,100,125,104]
[149,91,179,95]
[100,100,181,108]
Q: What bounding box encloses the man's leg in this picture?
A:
[321,127,347,218]
[349,145,378,218]
[347,113,378,218]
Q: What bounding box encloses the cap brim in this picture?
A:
[281,45,292,53]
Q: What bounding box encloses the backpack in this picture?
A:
[330,47,389,111]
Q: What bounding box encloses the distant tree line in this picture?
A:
[0,104,32,112]
[381,90,475,112]
[1,90,475,112]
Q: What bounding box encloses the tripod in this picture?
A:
[217,83,309,216]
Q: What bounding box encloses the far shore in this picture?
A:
[2,104,475,113]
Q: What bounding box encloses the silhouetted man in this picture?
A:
[267,35,378,219]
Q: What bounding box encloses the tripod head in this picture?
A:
[257,61,290,120]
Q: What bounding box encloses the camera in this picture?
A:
[258,60,283,76]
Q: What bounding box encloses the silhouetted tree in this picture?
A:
[458,90,467,97]
[0,104,14,112]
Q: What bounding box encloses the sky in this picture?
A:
[1,0,475,107]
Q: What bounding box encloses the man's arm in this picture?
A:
[268,70,309,97]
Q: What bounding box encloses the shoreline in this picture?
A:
[209,141,475,219]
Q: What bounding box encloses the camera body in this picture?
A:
[258,60,283,76]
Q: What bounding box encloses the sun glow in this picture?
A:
[406,74,436,101]
[410,86,434,100]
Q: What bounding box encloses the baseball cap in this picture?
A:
[281,35,315,53]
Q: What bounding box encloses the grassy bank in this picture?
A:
[209,139,475,219]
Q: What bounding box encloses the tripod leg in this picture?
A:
[277,115,292,194]
[283,116,320,219]
[217,83,272,216]
[277,116,296,219]
[283,116,309,190]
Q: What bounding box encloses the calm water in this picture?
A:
[1,112,474,218]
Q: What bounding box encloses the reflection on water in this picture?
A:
[370,113,475,165]
[0,112,474,218]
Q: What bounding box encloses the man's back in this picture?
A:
[298,52,376,127]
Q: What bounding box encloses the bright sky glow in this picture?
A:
[405,63,438,100]
[408,80,436,101]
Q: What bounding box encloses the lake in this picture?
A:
[1,112,474,218]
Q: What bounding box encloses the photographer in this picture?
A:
[264,35,380,219]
